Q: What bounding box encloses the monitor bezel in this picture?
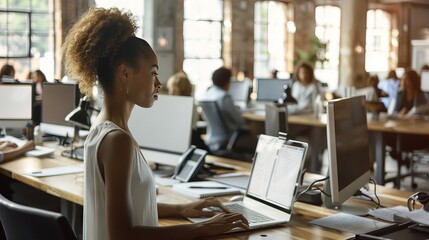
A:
[327,95,371,206]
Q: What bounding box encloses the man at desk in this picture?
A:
[200,67,247,152]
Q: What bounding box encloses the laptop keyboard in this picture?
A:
[226,203,274,224]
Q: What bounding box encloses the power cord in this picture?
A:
[295,176,330,202]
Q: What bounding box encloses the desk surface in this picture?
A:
[243,112,429,135]
[0,150,416,239]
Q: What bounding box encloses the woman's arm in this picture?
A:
[158,198,230,218]
[0,141,35,163]
[99,131,248,240]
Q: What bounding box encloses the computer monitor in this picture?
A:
[0,84,33,130]
[256,78,293,102]
[228,80,251,108]
[128,95,194,166]
[40,83,80,138]
[323,95,371,215]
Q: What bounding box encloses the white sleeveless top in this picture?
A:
[83,121,158,240]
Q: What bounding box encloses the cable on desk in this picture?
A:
[370,178,383,209]
[295,176,330,202]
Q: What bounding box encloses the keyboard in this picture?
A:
[226,203,273,224]
[61,147,84,161]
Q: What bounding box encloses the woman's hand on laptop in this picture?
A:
[194,212,250,236]
[176,197,230,218]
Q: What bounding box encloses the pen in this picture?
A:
[189,186,228,189]
[31,171,42,174]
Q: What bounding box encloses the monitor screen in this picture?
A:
[228,80,250,102]
[256,78,292,101]
[40,83,80,137]
[128,95,194,163]
[325,95,371,214]
[0,84,33,129]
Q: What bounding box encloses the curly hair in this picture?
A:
[294,62,315,83]
[63,7,153,97]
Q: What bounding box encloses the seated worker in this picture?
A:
[200,67,251,153]
[378,70,400,109]
[31,70,48,96]
[0,64,16,81]
[288,62,319,114]
[167,71,210,152]
[394,69,428,116]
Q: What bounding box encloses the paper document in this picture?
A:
[310,213,394,234]
[368,206,410,223]
[26,166,83,177]
[401,208,429,226]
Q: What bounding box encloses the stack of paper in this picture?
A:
[172,181,241,198]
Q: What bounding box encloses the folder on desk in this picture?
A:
[26,166,83,177]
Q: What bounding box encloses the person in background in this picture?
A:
[63,8,248,240]
[0,140,35,163]
[166,71,210,152]
[271,69,279,79]
[288,62,319,114]
[378,70,400,109]
[394,69,428,115]
[32,70,47,96]
[200,67,247,153]
[0,64,15,79]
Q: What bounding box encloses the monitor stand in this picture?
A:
[322,179,369,216]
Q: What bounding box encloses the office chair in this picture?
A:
[0,193,77,240]
[199,100,253,161]
[264,102,288,137]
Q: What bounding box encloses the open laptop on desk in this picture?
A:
[190,134,308,231]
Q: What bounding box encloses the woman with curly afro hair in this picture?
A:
[63,8,248,240]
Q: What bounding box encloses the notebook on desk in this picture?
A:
[189,134,308,231]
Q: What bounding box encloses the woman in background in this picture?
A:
[394,69,428,115]
[0,64,15,79]
[288,62,319,114]
[63,8,247,240]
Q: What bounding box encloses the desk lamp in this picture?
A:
[64,97,93,159]
[277,85,297,106]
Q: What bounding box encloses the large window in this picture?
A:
[183,0,224,99]
[95,0,146,39]
[254,1,292,78]
[315,5,340,89]
[366,9,392,73]
[0,0,54,81]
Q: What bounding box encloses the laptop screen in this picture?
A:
[246,134,307,212]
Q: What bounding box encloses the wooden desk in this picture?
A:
[0,151,416,239]
[242,112,429,186]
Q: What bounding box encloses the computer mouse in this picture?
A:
[229,195,244,202]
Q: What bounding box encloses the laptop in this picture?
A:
[190,134,308,231]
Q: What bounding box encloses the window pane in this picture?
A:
[184,21,221,40]
[7,0,30,10]
[8,34,28,56]
[0,0,6,8]
[8,12,29,33]
[31,13,50,33]
[184,40,221,58]
[31,35,49,56]
[31,0,49,11]
[185,0,222,21]
[0,34,6,56]
[183,58,223,99]
[0,12,6,31]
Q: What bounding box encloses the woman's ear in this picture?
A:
[117,64,129,80]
